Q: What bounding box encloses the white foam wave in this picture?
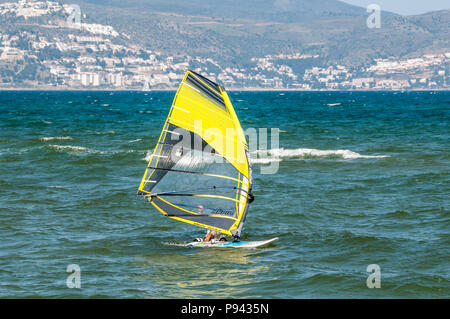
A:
[251,147,389,163]
[48,145,142,157]
[39,136,73,141]
[47,144,92,153]
[129,138,142,143]
[143,150,153,162]
[250,157,283,164]
[47,185,66,189]
[90,130,116,135]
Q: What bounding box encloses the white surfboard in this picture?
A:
[184,237,279,248]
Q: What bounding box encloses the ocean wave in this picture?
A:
[39,136,73,141]
[250,157,283,164]
[250,147,389,163]
[45,144,94,154]
[45,145,144,158]
[128,139,142,143]
[88,130,116,135]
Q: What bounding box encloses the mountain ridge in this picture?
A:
[53,0,446,66]
[0,0,448,89]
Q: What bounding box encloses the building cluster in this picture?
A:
[0,0,448,90]
[0,0,62,18]
[302,54,449,90]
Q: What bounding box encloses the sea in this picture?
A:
[0,90,448,298]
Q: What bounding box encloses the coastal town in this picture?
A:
[0,0,449,90]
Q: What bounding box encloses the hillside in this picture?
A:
[53,0,447,65]
[0,0,448,89]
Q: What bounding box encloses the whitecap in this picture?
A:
[91,130,115,135]
[39,136,73,141]
[250,157,282,164]
[45,144,108,155]
[251,147,389,163]
[143,150,153,162]
[47,185,66,189]
[46,144,89,152]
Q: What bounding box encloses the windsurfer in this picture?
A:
[204,230,217,243]
[197,205,217,242]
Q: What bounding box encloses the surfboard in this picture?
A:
[184,237,279,248]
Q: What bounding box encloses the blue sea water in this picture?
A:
[0,90,448,298]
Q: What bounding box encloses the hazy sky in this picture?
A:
[340,0,449,15]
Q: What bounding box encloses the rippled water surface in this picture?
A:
[0,90,448,298]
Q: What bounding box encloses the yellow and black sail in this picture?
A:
[138,70,252,237]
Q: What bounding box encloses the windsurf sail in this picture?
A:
[138,70,253,238]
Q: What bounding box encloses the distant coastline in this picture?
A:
[0,87,449,92]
